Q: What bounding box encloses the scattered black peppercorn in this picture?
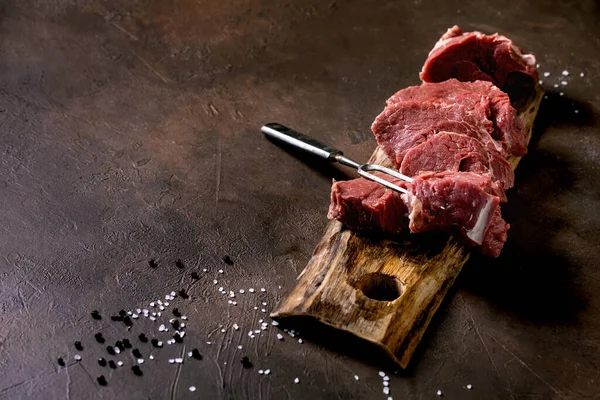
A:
[91,310,101,320]
[151,338,160,348]
[57,358,65,367]
[240,356,252,369]
[191,348,202,360]
[132,348,142,358]
[171,319,180,330]
[122,339,132,349]
[115,341,125,351]
[148,259,158,268]
[98,358,107,367]
[108,360,117,369]
[123,316,133,327]
[106,346,116,355]
[175,259,185,269]
[191,272,200,280]
[223,255,234,265]
[74,341,83,351]
[110,315,122,322]
[95,333,105,344]
[172,308,181,317]
[173,332,183,343]
[118,310,127,316]
[97,375,107,386]
[178,289,189,299]
[138,333,148,343]
[131,365,143,376]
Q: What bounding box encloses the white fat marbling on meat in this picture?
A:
[466,197,495,244]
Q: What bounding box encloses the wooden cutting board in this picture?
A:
[271,85,544,368]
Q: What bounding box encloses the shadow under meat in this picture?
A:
[460,92,591,325]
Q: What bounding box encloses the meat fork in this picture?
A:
[261,123,414,193]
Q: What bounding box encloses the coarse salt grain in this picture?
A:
[213,280,218,285]
[249,288,255,293]
[157,300,162,305]
[466,384,472,389]
[254,330,260,334]
[164,302,169,306]
[543,72,550,77]
[233,323,239,330]
[232,301,237,305]
[575,110,579,113]
[182,316,188,320]
[169,359,175,364]
[170,291,176,297]
[203,268,207,272]
[74,355,82,361]
[553,84,559,88]
[150,302,155,307]
[562,70,569,76]
[388,397,393,400]
[258,370,264,374]
[132,314,138,319]
[379,371,385,377]
[219,287,224,292]
[260,288,266,292]
[149,355,154,360]
[127,311,132,315]
[437,390,442,396]
[138,359,144,364]
[383,376,390,381]
[159,306,165,311]
[272,321,279,326]
[277,333,284,340]
[262,302,267,306]
[238,345,243,349]
[136,308,142,313]
[239,289,245,294]
[253,306,258,310]
[580,72,584,77]
[159,324,166,332]
[157,341,163,346]
[117,361,124,366]
[298,339,303,344]
[354,375,359,381]
[539,80,543,85]
[560,92,564,96]
[221,329,226,333]
[114,347,121,354]
[157,312,162,316]
[189,386,196,392]
[561,81,567,85]
[383,381,389,387]
[294,377,300,384]
[264,369,271,375]
[261,309,266,313]
[207,341,212,344]
[150,316,156,321]
[219,269,224,274]
[175,358,183,363]
[383,387,390,395]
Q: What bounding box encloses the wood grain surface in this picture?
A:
[272,85,544,368]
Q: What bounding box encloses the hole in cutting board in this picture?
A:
[356,272,403,301]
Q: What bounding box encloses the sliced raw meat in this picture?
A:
[420,26,538,101]
[387,79,526,156]
[405,171,504,245]
[328,177,408,235]
[371,100,501,169]
[328,172,508,256]
[400,132,515,190]
[480,208,510,258]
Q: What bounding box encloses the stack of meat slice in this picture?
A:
[327,26,537,257]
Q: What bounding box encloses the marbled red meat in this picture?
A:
[420,26,538,101]
[400,132,514,190]
[387,79,526,157]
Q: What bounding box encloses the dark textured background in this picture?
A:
[1,0,599,399]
